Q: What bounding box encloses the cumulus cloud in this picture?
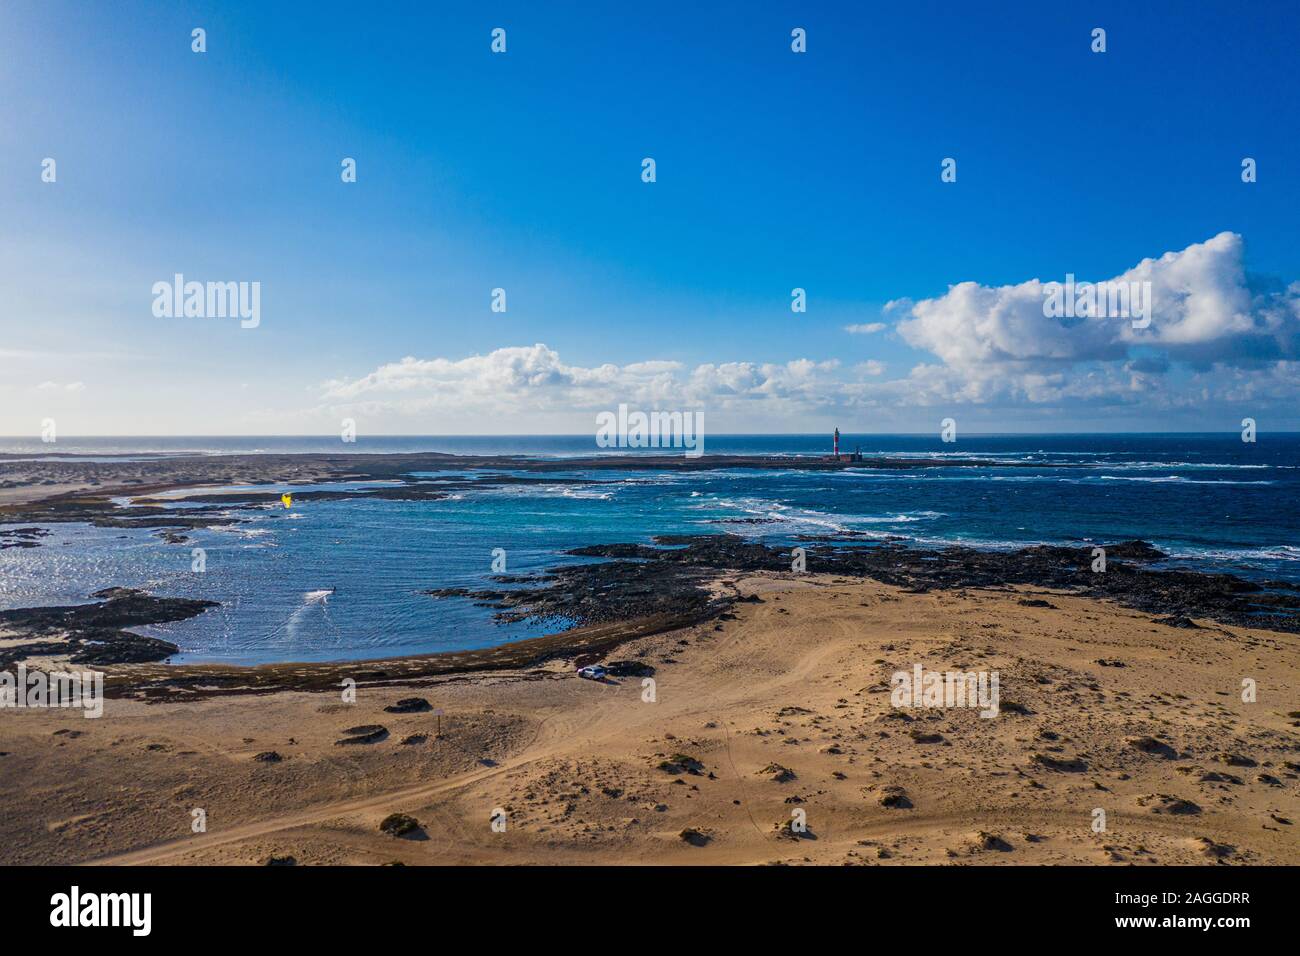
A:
[883,231,1299,406]
[320,345,685,413]
[897,232,1298,369]
[321,346,859,423]
[314,234,1299,427]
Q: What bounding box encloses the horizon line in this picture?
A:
[3,431,1296,440]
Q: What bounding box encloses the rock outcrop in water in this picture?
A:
[0,527,49,549]
[564,534,1300,635]
[0,474,613,545]
[423,531,1300,659]
[0,587,217,667]
[9,533,1298,704]
[0,451,1086,548]
[425,558,721,628]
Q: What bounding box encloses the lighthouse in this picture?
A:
[827,428,863,462]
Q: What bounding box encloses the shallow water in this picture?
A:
[1,434,1296,665]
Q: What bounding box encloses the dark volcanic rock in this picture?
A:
[658,753,705,775]
[1031,752,1088,772]
[2,496,244,535]
[566,542,659,559]
[426,558,723,630]
[1199,771,1243,785]
[679,827,710,846]
[383,697,432,713]
[605,660,656,678]
[878,786,914,809]
[335,725,389,745]
[909,729,945,744]
[971,831,1014,852]
[1146,795,1202,815]
[379,813,421,837]
[0,451,1101,550]
[1195,837,1235,860]
[1214,752,1257,767]
[0,527,50,549]
[0,588,216,667]
[1104,540,1168,561]
[1127,736,1176,758]
[760,763,797,783]
[554,535,1300,637]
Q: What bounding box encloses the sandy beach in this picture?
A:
[2,571,1296,866]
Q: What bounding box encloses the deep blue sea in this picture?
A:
[1,434,1297,665]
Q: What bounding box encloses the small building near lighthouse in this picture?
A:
[827,427,864,462]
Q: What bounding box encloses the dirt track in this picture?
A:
[2,573,1296,866]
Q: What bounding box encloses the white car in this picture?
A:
[577,665,607,681]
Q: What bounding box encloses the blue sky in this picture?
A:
[2,0,1298,435]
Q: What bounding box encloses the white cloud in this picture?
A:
[896,232,1298,369]
[312,234,1300,429]
[844,322,886,334]
[319,344,687,419]
[317,347,867,427]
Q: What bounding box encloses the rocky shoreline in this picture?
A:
[5,532,1297,703]
[562,534,1300,635]
[0,587,217,668]
[0,448,1083,516]
[426,532,1300,646]
[8,558,1297,868]
[0,472,611,539]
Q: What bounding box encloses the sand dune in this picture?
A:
[1,573,1296,866]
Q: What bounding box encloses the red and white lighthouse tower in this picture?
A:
[833,427,840,457]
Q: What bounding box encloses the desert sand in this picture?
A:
[0,572,1296,866]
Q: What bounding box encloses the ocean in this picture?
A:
[1,433,1297,665]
